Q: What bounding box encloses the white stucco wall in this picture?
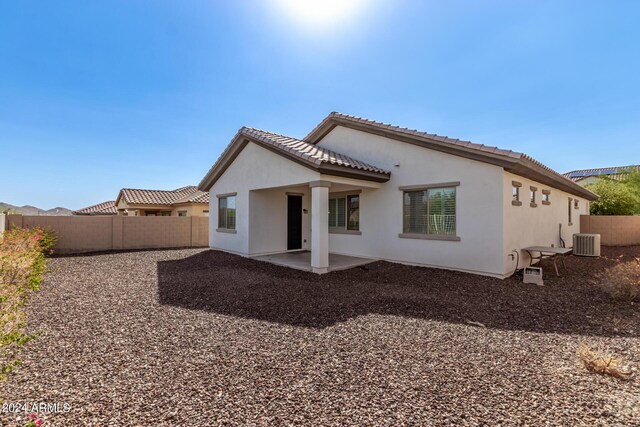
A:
[248,186,311,255]
[206,125,592,278]
[317,126,506,277]
[502,171,589,274]
[208,142,319,255]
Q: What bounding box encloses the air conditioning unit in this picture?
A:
[573,233,601,257]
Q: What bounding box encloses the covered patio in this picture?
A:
[249,176,385,274]
[199,126,391,274]
[252,250,375,272]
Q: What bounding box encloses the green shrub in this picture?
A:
[623,170,640,205]
[586,179,640,215]
[0,227,56,380]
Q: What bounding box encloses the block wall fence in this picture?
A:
[2,215,208,254]
[580,215,640,246]
[1,214,637,253]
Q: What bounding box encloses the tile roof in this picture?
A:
[198,112,598,201]
[73,201,117,215]
[305,112,522,159]
[198,126,392,191]
[119,186,209,206]
[173,185,201,198]
[173,189,210,204]
[302,112,597,201]
[563,165,640,182]
[242,127,389,175]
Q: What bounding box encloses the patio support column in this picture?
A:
[310,180,331,274]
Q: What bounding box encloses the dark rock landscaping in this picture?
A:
[1,247,638,426]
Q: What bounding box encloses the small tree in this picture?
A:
[586,179,639,215]
[623,169,640,199]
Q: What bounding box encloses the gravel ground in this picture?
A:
[1,247,639,426]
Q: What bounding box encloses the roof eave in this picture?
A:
[72,210,116,215]
[318,163,390,183]
[198,130,390,191]
[308,115,598,201]
[304,114,338,143]
[115,190,126,206]
[510,159,599,201]
[171,201,209,206]
[307,116,517,169]
[123,203,174,209]
[198,131,248,191]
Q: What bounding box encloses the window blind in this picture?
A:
[226,196,236,230]
[218,197,227,228]
[328,198,337,227]
[218,196,236,230]
[403,190,427,233]
[428,188,456,235]
[404,187,456,235]
[347,195,359,231]
[336,197,346,228]
[329,196,347,228]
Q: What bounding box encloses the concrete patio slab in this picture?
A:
[252,250,374,272]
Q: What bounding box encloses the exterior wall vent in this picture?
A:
[573,233,601,257]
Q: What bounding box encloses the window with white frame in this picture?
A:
[178,210,187,217]
[218,195,236,230]
[403,187,456,236]
[328,194,359,231]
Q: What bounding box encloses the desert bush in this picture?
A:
[597,258,640,301]
[578,343,633,380]
[0,227,56,380]
[586,178,639,215]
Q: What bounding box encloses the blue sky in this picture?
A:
[1,0,639,209]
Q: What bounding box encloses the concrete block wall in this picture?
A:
[580,215,640,246]
[191,217,209,247]
[5,215,208,254]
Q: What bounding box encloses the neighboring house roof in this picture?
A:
[173,189,211,204]
[198,127,392,190]
[563,165,640,182]
[73,201,117,215]
[116,186,209,207]
[199,112,598,201]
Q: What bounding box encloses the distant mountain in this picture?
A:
[0,202,73,216]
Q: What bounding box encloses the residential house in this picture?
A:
[564,165,640,186]
[198,113,597,277]
[73,201,117,216]
[115,186,209,217]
